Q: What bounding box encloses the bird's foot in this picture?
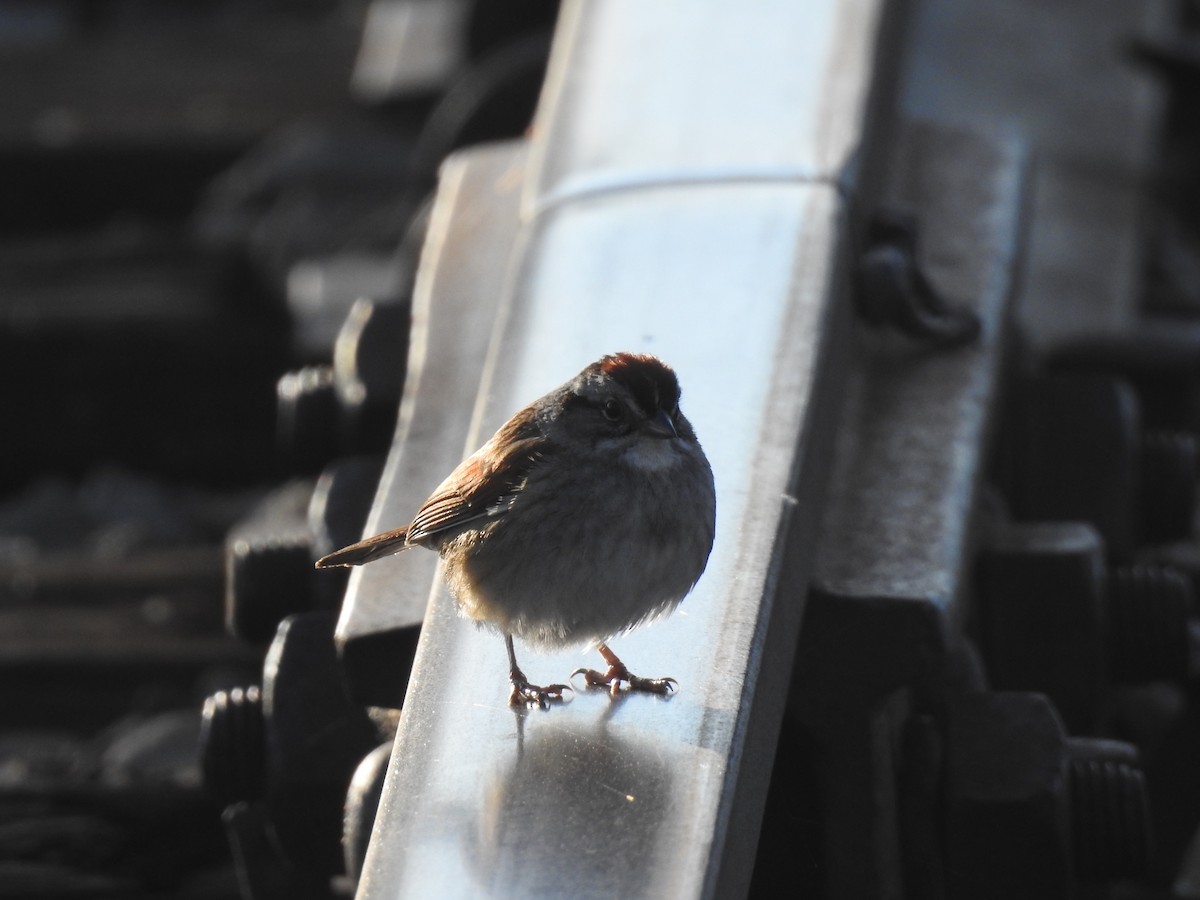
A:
[571,664,678,697]
[508,672,571,709]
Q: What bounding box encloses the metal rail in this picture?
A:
[350,1,896,897]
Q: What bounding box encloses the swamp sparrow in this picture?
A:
[316,352,716,707]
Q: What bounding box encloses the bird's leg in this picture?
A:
[572,643,678,696]
[505,634,570,708]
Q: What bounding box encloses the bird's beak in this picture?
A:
[643,408,678,439]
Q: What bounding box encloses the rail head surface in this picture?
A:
[355,1,894,897]
[525,0,886,209]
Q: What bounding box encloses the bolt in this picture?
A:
[944,692,1074,898]
[224,481,320,644]
[343,742,394,884]
[333,299,409,453]
[276,365,342,473]
[1066,737,1152,882]
[1001,373,1142,559]
[1139,430,1198,545]
[976,522,1107,733]
[944,693,1152,897]
[199,685,264,807]
[1107,564,1193,684]
[1045,320,1200,433]
[979,525,1198,734]
[263,612,383,882]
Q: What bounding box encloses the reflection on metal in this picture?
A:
[355,0,895,897]
[525,0,884,209]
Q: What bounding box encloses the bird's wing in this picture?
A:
[407,410,548,545]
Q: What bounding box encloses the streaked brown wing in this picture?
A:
[407,409,547,545]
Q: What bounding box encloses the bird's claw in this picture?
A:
[570,666,678,697]
[509,679,572,709]
[628,674,679,695]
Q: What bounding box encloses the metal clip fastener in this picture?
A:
[856,208,982,347]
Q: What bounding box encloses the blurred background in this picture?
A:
[4,1,1200,898]
[0,2,557,896]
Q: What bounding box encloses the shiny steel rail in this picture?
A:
[349,1,897,896]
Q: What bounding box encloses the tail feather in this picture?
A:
[315,526,410,568]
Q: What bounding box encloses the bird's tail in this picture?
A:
[315,527,410,568]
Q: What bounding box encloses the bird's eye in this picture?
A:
[602,399,623,422]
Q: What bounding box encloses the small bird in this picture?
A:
[316,352,716,707]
